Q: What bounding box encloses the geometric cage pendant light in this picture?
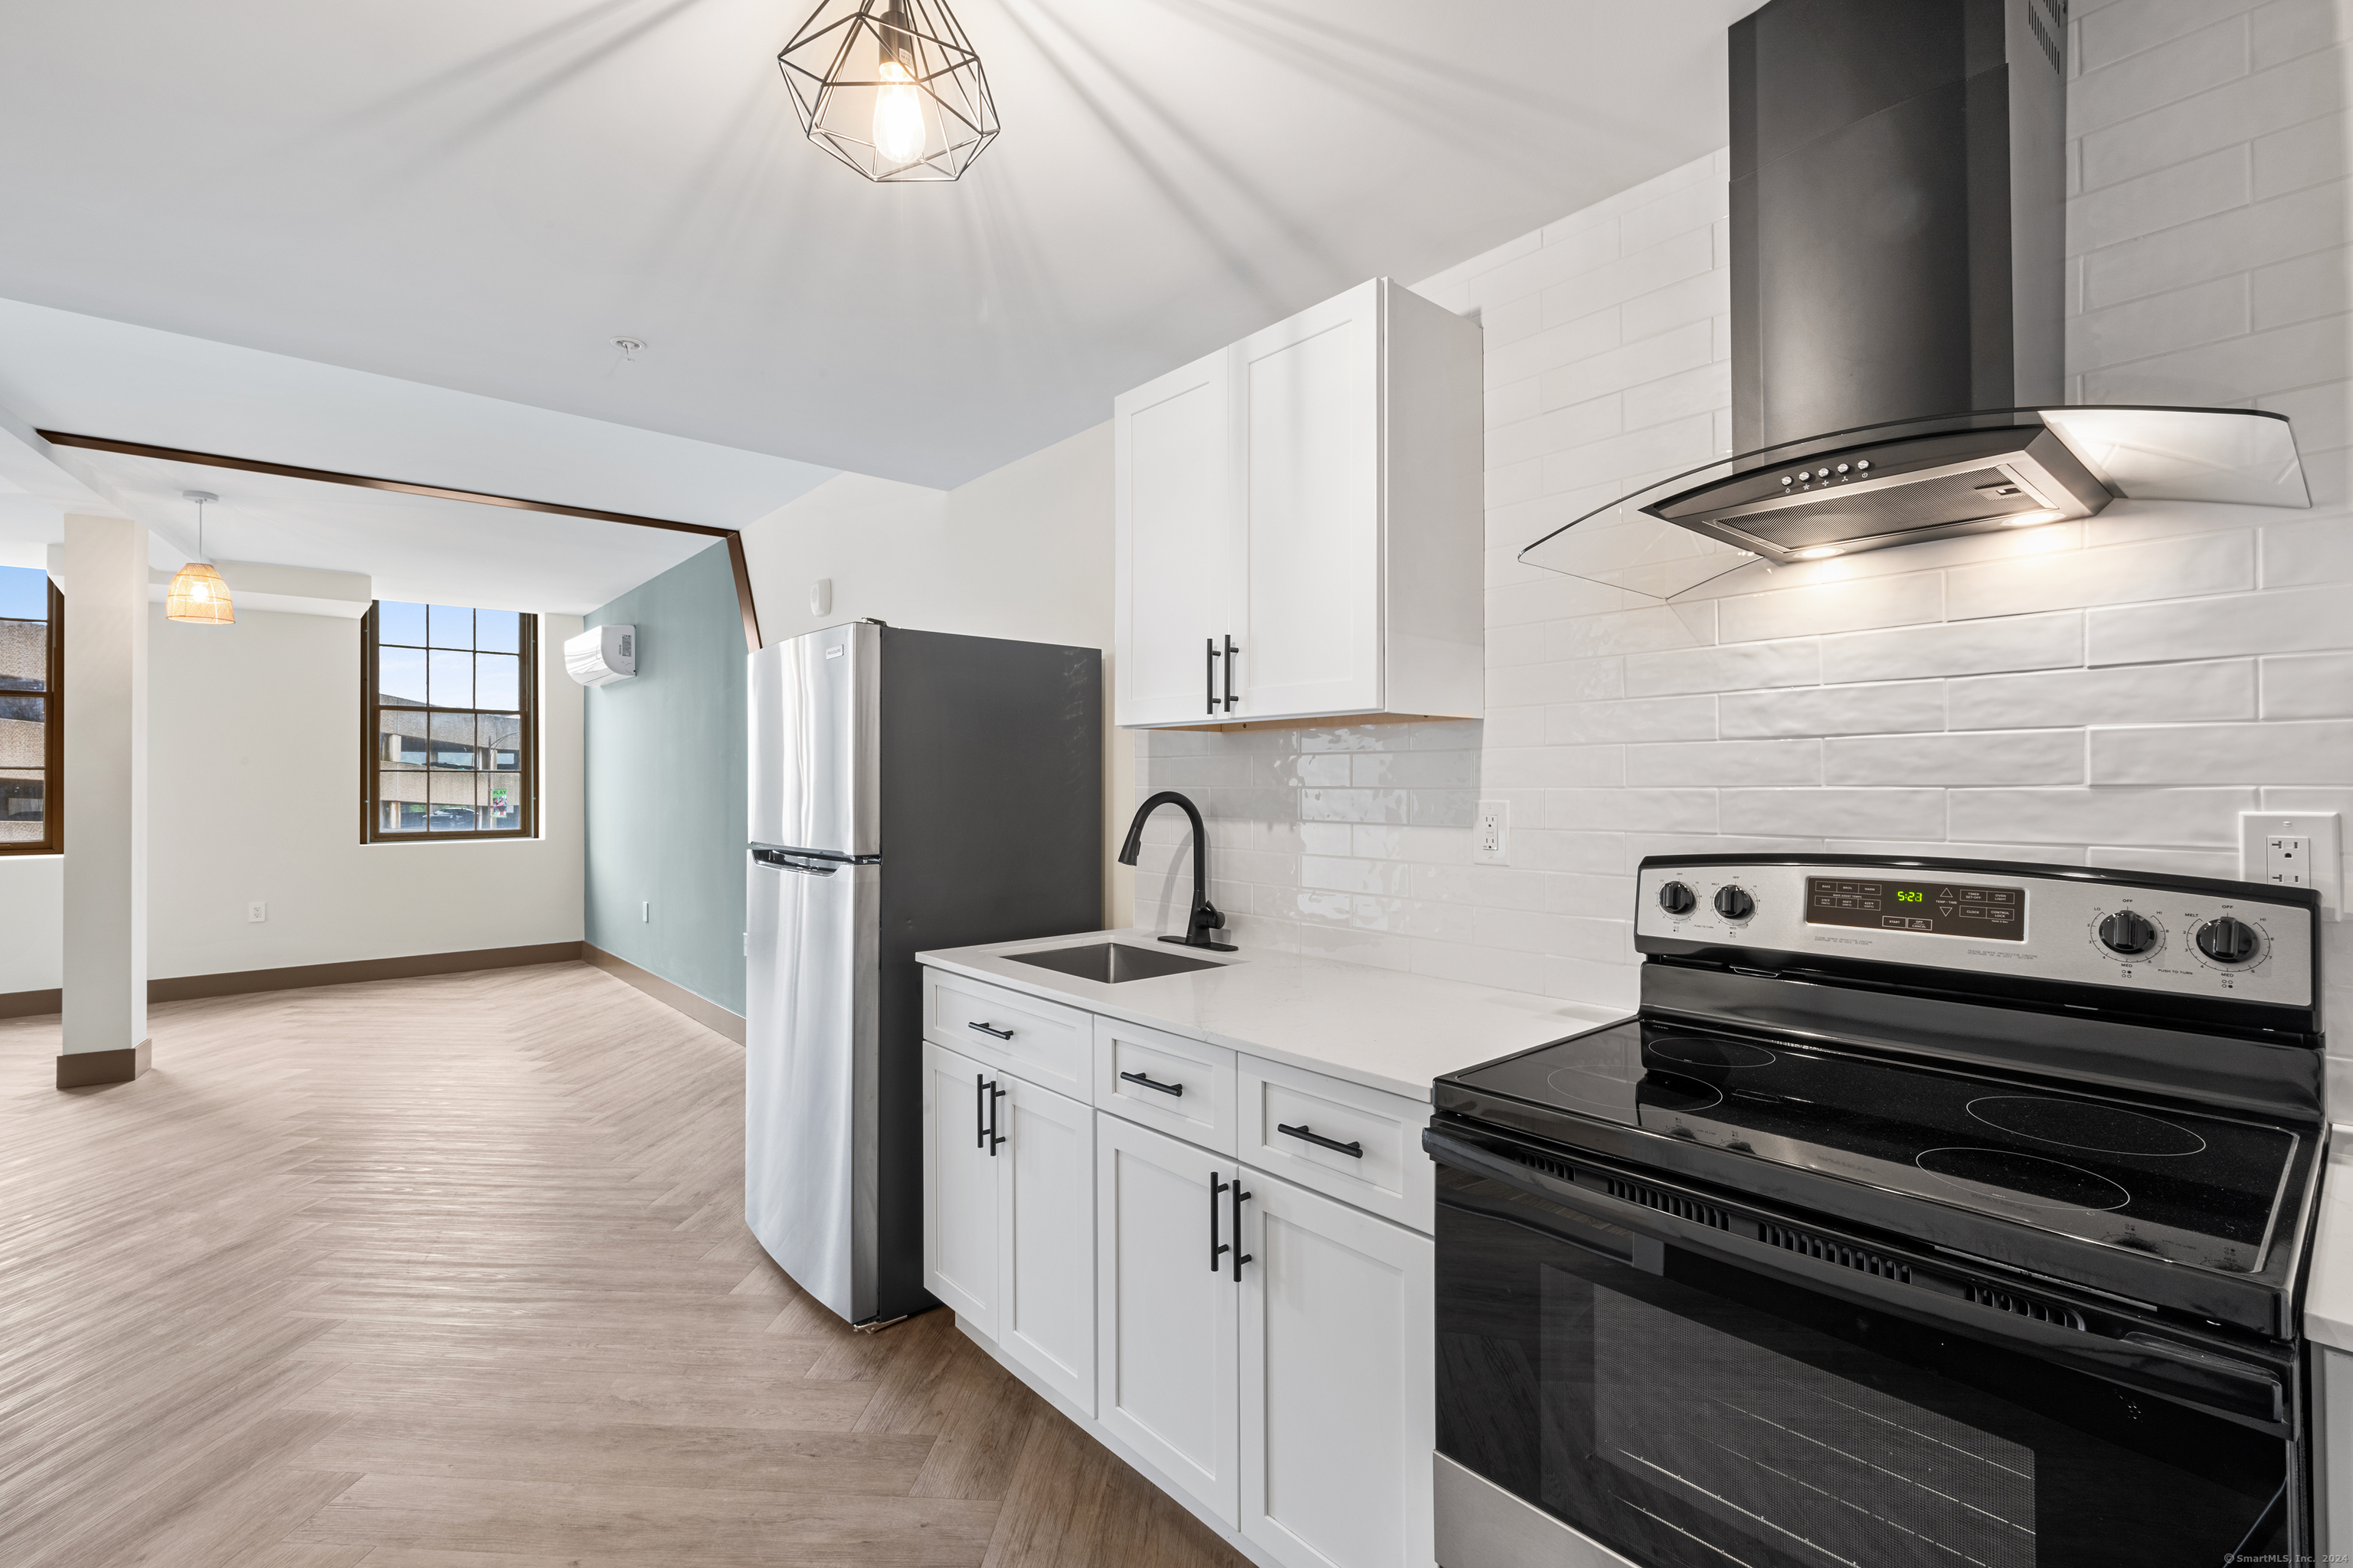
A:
[777,0,1000,182]
[165,489,234,625]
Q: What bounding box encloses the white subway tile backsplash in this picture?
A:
[1139,47,2347,1008]
[1625,638,1818,697]
[2090,719,2353,782]
[2262,651,2353,715]
[1720,681,1946,738]
[1948,660,2256,728]
[1948,531,2256,618]
[1625,738,1824,787]
[1718,573,1945,642]
[2090,584,2353,662]
[1821,613,2084,682]
[1825,731,2086,787]
[1946,787,2258,846]
[1717,789,1949,840]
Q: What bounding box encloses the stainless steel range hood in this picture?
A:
[1520,0,2311,601]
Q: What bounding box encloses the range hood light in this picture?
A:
[1792,546,1845,560]
[2004,509,2067,527]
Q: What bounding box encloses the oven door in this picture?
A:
[1427,1126,2295,1568]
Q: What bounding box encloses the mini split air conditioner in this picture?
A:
[565,624,636,686]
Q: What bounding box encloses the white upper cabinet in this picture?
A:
[1115,348,1235,728]
[1114,278,1483,730]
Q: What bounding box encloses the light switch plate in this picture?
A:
[1474,800,1509,865]
[2240,811,2341,919]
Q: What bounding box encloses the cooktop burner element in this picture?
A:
[1648,1036,1778,1069]
[1914,1146,2133,1212]
[1966,1095,2208,1157]
[1450,1018,2299,1277]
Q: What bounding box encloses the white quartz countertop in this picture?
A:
[2305,1128,2353,1352]
[915,928,1627,1102]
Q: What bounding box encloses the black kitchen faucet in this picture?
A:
[1116,791,1238,952]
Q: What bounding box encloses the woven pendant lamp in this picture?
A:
[165,491,234,625]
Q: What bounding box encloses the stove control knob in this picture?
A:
[1658,881,1696,915]
[2195,916,2262,965]
[2097,909,2158,957]
[1713,885,1756,921]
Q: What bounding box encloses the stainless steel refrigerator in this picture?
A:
[745,620,1101,1326]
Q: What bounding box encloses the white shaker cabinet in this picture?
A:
[994,1072,1096,1410]
[1095,1111,1243,1527]
[921,1040,1000,1337]
[1114,277,1483,731]
[1114,348,1235,727]
[920,1039,1096,1413]
[1239,1170,1435,1568]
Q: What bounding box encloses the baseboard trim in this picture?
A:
[145,942,589,1003]
[57,1039,151,1088]
[582,943,748,1045]
[1,987,63,1020]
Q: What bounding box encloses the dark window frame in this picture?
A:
[360,601,538,843]
[0,577,64,856]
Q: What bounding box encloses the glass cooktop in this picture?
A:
[1451,1020,2299,1276]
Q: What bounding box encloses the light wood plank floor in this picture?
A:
[0,961,1248,1568]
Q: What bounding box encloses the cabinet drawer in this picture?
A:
[1237,1056,1432,1232]
[924,970,1091,1098]
[1094,1015,1236,1154]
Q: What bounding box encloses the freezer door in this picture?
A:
[746,849,881,1324]
[748,622,879,858]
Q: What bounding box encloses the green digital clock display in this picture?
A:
[1896,889,1925,903]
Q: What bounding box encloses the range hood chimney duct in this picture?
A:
[1730,0,2067,452]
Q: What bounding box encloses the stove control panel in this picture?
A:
[1638,859,2313,1007]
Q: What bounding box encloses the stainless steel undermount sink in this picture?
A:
[1007,941,1229,984]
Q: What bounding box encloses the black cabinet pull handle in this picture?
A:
[1278,1122,1364,1158]
[985,1078,1006,1156]
[1231,1180,1253,1282]
[1206,637,1220,716]
[967,1020,1013,1040]
[1209,1171,1230,1272]
[974,1072,987,1151]
[1120,1069,1184,1098]
[1222,635,1239,712]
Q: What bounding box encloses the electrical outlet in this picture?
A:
[1474,800,1510,865]
[2240,811,2342,919]
[247,901,267,923]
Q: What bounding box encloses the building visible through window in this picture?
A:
[0,563,62,855]
[362,601,537,840]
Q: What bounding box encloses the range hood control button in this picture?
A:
[1659,881,1697,915]
[2098,909,2158,956]
[1713,885,1756,921]
[2195,916,2261,964]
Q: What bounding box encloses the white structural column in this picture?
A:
[58,512,149,1088]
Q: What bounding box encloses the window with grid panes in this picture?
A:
[362,601,537,840]
[0,563,61,854]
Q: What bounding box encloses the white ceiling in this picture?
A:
[0,0,1750,490]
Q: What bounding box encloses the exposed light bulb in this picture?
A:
[1792,545,1845,561]
[873,58,926,165]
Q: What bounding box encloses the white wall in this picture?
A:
[738,421,1136,924]
[0,601,584,994]
[1134,0,2353,1085]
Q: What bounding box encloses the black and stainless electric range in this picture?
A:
[1425,854,2327,1568]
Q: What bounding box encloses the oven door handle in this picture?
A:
[1422,1125,1656,1267]
[1425,1124,2292,1432]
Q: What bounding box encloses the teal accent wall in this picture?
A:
[584,542,747,1016]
